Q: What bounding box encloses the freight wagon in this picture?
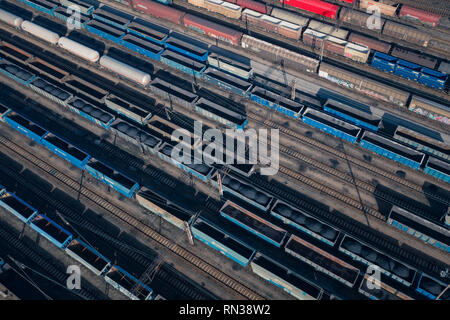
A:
[53,7,90,28]
[119,34,165,61]
[359,131,425,170]
[164,36,209,62]
[67,97,115,129]
[63,75,108,103]
[387,206,449,254]
[348,33,391,54]
[150,78,198,109]
[191,218,256,266]
[270,7,309,28]
[307,20,348,39]
[86,19,125,43]
[339,235,416,286]
[147,116,202,149]
[104,266,153,300]
[408,95,449,125]
[250,86,303,119]
[324,98,381,131]
[29,77,73,106]
[30,214,73,249]
[359,273,413,300]
[0,103,9,121]
[160,49,206,78]
[382,21,431,47]
[59,0,95,16]
[132,0,184,25]
[0,58,36,86]
[92,5,133,30]
[302,108,361,143]
[339,8,385,31]
[202,68,252,97]
[220,201,288,247]
[111,120,162,153]
[235,0,267,13]
[318,63,410,107]
[416,274,450,300]
[394,126,449,162]
[85,159,140,197]
[157,142,215,182]
[183,14,242,45]
[285,234,360,288]
[136,187,196,230]
[194,97,247,130]
[220,175,273,211]
[65,239,112,275]
[283,0,339,20]
[104,94,152,125]
[424,157,450,183]
[251,253,325,300]
[241,35,319,73]
[3,111,48,142]
[207,52,252,80]
[359,0,397,17]
[399,5,441,27]
[0,8,24,27]
[21,0,59,16]
[0,191,38,224]
[99,55,151,86]
[126,18,169,46]
[270,200,340,246]
[391,47,437,70]
[40,132,91,169]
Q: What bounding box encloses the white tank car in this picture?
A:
[21,21,59,44]
[99,56,151,86]
[0,9,23,27]
[58,37,100,63]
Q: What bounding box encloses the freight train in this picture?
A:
[0,184,154,300]
[0,3,448,184]
[2,0,449,125]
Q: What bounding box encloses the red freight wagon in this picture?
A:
[281,0,339,19]
[183,14,242,45]
[399,5,441,27]
[338,0,354,3]
[236,0,267,14]
[131,0,185,25]
[348,33,391,53]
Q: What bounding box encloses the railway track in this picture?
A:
[0,220,103,300]
[0,134,264,301]
[248,112,450,208]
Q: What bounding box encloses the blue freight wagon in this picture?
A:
[65,239,111,275]
[387,206,450,254]
[419,68,447,90]
[371,52,397,73]
[22,0,58,16]
[30,214,73,249]
[40,132,91,169]
[92,6,133,30]
[53,7,90,29]
[250,87,303,119]
[119,34,164,61]
[270,200,340,247]
[149,78,198,109]
[3,111,48,142]
[394,59,421,81]
[339,235,416,287]
[207,52,253,80]
[104,265,153,300]
[302,108,361,144]
[416,274,450,300]
[161,49,206,78]
[0,59,36,86]
[424,157,450,183]
[323,99,381,131]
[68,97,115,129]
[194,97,247,130]
[164,37,208,62]
[157,142,214,182]
[86,19,125,43]
[251,253,324,300]
[360,132,425,170]
[85,159,139,197]
[202,68,252,97]
[191,219,255,266]
[59,0,95,15]
[126,19,169,46]
[0,191,38,224]
[220,201,288,248]
[0,103,9,122]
